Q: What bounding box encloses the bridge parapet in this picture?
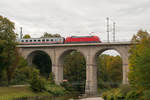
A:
[17,42,132,48]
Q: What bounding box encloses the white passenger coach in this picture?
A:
[17,37,65,44]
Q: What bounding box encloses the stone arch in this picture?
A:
[58,48,86,65]
[27,50,51,66]
[93,47,123,65]
[26,50,52,78]
[53,48,86,85]
[93,47,129,85]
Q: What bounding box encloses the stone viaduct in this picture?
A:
[18,42,131,96]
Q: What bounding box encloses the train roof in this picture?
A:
[19,37,64,40]
[70,36,97,38]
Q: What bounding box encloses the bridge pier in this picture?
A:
[85,64,97,96]
[122,63,129,84]
[52,64,63,85]
[122,54,129,84]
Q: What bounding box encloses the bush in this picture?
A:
[48,73,55,84]
[30,76,47,92]
[101,84,132,100]
[0,70,8,86]
[119,84,131,96]
[60,81,74,92]
[102,89,116,100]
[102,88,126,100]
[142,90,150,100]
[46,84,67,96]
[125,90,140,100]
[11,66,40,85]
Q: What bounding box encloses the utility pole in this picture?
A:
[113,22,116,42]
[106,17,109,42]
[20,27,23,39]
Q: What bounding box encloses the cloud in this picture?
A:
[0,0,150,41]
[118,0,150,16]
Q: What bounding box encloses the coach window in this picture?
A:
[26,40,28,42]
[42,39,45,42]
[34,40,36,42]
[51,39,53,41]
[30,40,32,42]
[38,40,40,42]
[46,39,49,41]
[21,40,24,42]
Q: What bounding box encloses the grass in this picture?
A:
[0,85,51,100]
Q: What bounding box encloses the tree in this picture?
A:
[0,40,7,71]
[63,51,86,92]
[0,40,8,84]
[129,30,150,90]
[23,34,31,38]
[97,54,122,89]
[0,16,16,41]
[41,32,61,38]
[131,29,149,43]
[0,15,19,84]
[100,30,150,100]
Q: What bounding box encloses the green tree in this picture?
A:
[41,32,61,38]
[63,51,86,92]
[0,40,7,72]
[0,16,16,41]
[0,40,8,85]
[0,15,19,84]
[23,34,31,38]
[129,30,150,90]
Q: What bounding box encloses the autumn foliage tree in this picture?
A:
[100,30,150,100]
[129,30,150,90]
[97,54,122,89]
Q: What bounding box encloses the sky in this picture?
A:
[0,0,150,42]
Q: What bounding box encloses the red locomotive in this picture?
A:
[18,35,101,44]
[65,36,101,44]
